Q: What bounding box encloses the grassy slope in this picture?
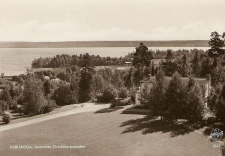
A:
[0,107,221,156]
[0,40,209,48]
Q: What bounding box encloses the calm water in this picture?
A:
[0,47,209,76]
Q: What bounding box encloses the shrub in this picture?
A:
[9,99,18,110]
[110,98,131,108]
[2,112,11,124]
[43,99,56,113]
[0,100,9,112]
[110,99,118,108]
[118,88,128,99]
[117,98,131,106]
[98,86,117,103]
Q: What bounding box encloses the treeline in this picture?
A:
[151,48,206,59]
[31,53,132,68]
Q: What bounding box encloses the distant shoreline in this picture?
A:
[0,40,209,48]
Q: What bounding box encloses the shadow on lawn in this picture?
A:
[120,116,216,137]
[95,107,124,114]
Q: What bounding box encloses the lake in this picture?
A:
[0,47,209,76]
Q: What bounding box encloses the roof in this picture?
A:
[140,76,208,86]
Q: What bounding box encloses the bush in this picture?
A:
[97,86,117,103]
[2,112,11,124]
[110,98,131,108]
[110,99,118,108]
[0,100,9,112]
[117,98,131,106]
[9,99,18,110]
[43,99,56,113]
[118,88,128,99]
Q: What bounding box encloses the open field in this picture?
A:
[0,40,209,48]
[0,104,222,156]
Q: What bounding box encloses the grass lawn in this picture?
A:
[0,105,223,156]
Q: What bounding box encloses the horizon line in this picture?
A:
[0,40,209,43]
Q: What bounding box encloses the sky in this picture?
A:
[0,0,224,41]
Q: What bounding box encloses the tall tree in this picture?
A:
[208,83,225,121]
[149,69,168,119]
[191,50,202,77]
[132,42,152,67]
[185,78,204,121]
[180,54,190,77]
[22,75,47,115]
[165,72,186,120]
[208,31,225,58]
[78,70,93,103]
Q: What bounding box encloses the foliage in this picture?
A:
[0,100,9,112]
[57,72,67,81]
[78,70,93,103]
[111,70,125,89]
[1,86,12,103]
[132,42,153,67]
[21,75,48,115]
[53,85,78,105]
[178,54,191,77]
[185,78,204,121]
[2,112,11,124]
[110,98,131,107]
[31,53,132,68]
[165,49,174,60]
[208,31,225,57]
[91,74,105,98]
[97,84,117,103]
[140,84,151,108]
[191,50,202,77]
[118,87,128,99]
[161,61,178,76]
[43,80,52,96]
[208,83,225,121]
[143,70,168,119]
[43,99,57,113]
[125,67,135,89]
[200,57,214,77]
[165,72,186,120]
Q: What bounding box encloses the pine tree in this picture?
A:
[191,50,201,77]
[78,70,93,103]
[208,83,225,121]
[185,78,204,121]
[180,54,190,77]
[165,72,185,120]
[149,69,168,119]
